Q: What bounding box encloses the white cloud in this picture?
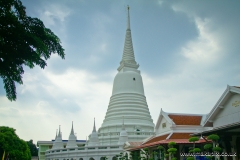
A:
[181,17,221,64]
[142,72,224,125]
[172,3,222,65]
[0,68,113,141]
[39,4,71,27]
[157,0,164,6]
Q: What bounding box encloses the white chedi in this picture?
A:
[98,6,155,145]
[66,122,77,148]
[52,126,63,149]
[118,119,128,145]
[88,118,99,146]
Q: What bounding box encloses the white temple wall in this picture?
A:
[45,146,123,160]
[156,117,171,135]
[213,94,240,128]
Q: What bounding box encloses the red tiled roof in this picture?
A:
[168,115,202,125]
[129,139,208,151]
[142,134,169,145]
[128,142,142,147]
[169,133,192,139]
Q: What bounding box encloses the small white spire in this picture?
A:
[127,5,130,30]
[118,5,139,71]
[55,129,58,139]
[93,118,96,132]
[71,121,74,135]
[58,125,61,138]
[52,125,63,149]
[88,118,99,146]
[118,116,128,145]
[66,121,77,148]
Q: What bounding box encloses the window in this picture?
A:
[136,129,140,135]
[162,123,166,128]
[133,78,135,81]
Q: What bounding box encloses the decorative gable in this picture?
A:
[213,94,240,128]
[156,116,172,135]
[204,85,240,128]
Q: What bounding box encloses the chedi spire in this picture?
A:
[118,5,139,71]
[52,125,63,149]
[66,121,77,148]
[88,118,99,146]
[118,117,128,145]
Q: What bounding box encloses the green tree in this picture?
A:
[203,143,213,159]
[207,134,221,160]
[167,142,177,160]
[0,0,65,101]
[188,137,199,151]
[188,136,201,160]
[158,145,167,160]
[26,139,38,156]
[0,126,31,160]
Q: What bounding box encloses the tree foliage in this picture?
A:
[204,144,212,150]
[187,157,194,160]
[168,141,176,147]
[212,146,222,152]
[167,141,177,159]
[26,139,38,156]
[189,137,199,142]
[207,134,219,142]
[0,126,31,160]
[0,0,65,101]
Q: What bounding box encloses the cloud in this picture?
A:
[38,4,71,27]
[0,67,113,141]
[142,72,224,125]
[2,0,240,144]
[181,17,221,64]
[172,4,222,65]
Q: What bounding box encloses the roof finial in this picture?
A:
[71,121,74,134]
[55,129,58,139]
[93,117,96,132]
[127,5,130,30]
[58,125,62,138]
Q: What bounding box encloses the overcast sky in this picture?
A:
[0,0,240,144]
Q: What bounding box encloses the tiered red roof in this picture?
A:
[143,134,169,145]
[168,115,202,125]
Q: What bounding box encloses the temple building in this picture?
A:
[123,86,240,160]
[37,6,240,160]
[38,6,155,160]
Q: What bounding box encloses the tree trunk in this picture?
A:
[1,150,5,160]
